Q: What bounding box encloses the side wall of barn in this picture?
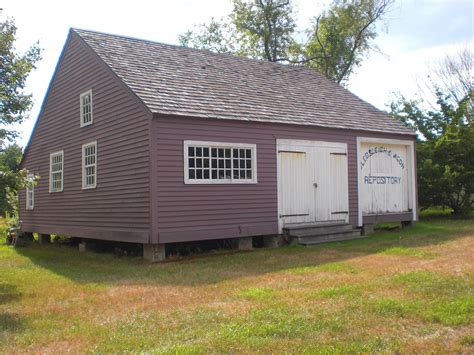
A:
[152,115,416,244]
[19,31,152,243]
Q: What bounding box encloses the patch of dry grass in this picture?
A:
[0,218,473,353]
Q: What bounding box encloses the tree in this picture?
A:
[0,14,41,221]
[179,18,236,55]
[301,0,393,84]
[0,143,22,216]
[178,0,392,85]
[1,15,42,145]
[179,0,296,62]
[231,0,296,62]
[391,69,473,215]
[428,47,472,107]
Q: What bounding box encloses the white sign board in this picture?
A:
[359,143,410,214]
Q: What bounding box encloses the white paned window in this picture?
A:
[184,141,257,184]
[26,173,34,210]
[82,141,97,189]
[80,90,93,127]
[49,151,64,192]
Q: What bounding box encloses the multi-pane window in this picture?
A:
[80,90,93,127]
[184,141,257,184]
[49,151,64,192]
[26,173,34,210]
[82,141,97,189]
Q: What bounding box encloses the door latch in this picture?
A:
[313,183,318,188]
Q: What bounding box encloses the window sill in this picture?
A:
[184,180,257,185]
[82,185,97,190]
[80,121,93,128]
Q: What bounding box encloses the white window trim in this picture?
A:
[184,140,257,184]
[80,89,93,127]
[356,137,417,227]
[49,150,64,193]
[82,141,97,189]
[26,173,34,210]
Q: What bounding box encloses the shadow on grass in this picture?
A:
[0,283,24,335]
[13,218,474,287]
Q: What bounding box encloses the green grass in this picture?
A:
[312,284,361,299]
[419,206,454,218]
[381,246,434,258]
[391,271,474,325]
[1,217,473,352]
[239,287,275,300]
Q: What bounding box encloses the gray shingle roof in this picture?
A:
[73,28,415,135]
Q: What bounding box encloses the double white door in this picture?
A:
[277,140,349,228]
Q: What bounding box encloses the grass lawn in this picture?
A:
[1,218,473,353]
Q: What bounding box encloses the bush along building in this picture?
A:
[19,29,417,261]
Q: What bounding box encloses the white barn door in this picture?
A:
[277,140,349,230]
[314,145,349,222]
[278,142,315,225]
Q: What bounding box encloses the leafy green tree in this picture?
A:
[179,0,392,84]
[301,0,392,84]
[1,15,42,145]
[0,143,22,216]
[179,0,296,62]
[231,0,296,62]
[1,14,41,221]
[391,90,473,215]
[179,18,237,55]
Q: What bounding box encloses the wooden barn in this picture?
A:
[19,29,417,261]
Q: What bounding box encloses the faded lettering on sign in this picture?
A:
[364,175,401,184]
[360,146,405,170]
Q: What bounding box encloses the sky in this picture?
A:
[2,0,473,147]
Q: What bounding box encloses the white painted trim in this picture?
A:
[49,150,64,193]
[276,139,348,233]
[356,137,417,226]
[82,141,97,189]
[183,140,257,184]
[80,89,93,127]
[276,141,283,233]
[26,173,34,210]
[277,139,347,149]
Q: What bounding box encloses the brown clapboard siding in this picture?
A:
[19,31,152,243]
[152,115,415,244]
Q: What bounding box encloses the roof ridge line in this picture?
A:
[71,27,324,76]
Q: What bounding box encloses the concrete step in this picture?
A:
[284,221,363,246]
[288,224,354,237]
[283,221,348,231]
[295,230,364,245]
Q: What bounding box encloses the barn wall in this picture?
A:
[19,32,152,243]
[152,115,416,243]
